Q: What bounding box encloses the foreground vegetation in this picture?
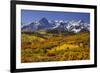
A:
[21,31,90,63]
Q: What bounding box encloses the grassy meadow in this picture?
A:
[21,31,90,63]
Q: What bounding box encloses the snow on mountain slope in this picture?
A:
[21,18,90,33]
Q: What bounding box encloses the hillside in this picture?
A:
[21,31,90,63]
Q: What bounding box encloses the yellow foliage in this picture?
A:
[53,44,79,51]
[21,32,90,63]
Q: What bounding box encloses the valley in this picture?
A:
[21,31,90,63]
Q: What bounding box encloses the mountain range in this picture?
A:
[21,17,90,33]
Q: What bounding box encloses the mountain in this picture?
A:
[21,18,90,33]
[37,17,54,30]
[48,20,90,33]
[21,21,38,31]
[65,20,90,33]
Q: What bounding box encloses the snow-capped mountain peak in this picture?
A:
[21,18,90,33]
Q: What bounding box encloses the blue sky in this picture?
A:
[21,10,90,24]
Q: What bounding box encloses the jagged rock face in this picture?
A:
[21,17,90,33]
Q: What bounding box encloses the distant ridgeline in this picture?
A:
[21,17,90,33]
